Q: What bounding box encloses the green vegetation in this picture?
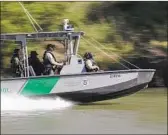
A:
[1,2,167,79]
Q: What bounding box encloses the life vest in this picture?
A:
[43,51,57,67]
[85,59,97,72]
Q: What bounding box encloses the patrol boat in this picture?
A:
[1,30,155,103]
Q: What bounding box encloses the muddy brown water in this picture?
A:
[1,88,167,134]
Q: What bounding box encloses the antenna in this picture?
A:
[18,1,43,32]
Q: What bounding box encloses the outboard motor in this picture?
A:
[63,19,74,31]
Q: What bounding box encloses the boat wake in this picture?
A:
[1,94,74,112]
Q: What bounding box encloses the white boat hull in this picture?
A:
[1,69,155,103]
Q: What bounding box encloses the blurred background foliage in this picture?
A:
[0,1,167,87]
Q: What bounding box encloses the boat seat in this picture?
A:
[29,66,36,76]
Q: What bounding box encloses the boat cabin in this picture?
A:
[0,31,86,78]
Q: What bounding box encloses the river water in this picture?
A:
[1,88,167,134]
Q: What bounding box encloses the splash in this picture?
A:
[1,94,74,112]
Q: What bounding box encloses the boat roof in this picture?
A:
[0,31,84,41]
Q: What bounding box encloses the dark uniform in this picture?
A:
[10,49,23,77]
[28,51,44,76]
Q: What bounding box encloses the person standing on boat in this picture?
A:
[43,44,63,75]
[84,52,99,72]
[28,51,44,76]
[10,48,23,77]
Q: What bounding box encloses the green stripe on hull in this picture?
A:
[20,77,60,96]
